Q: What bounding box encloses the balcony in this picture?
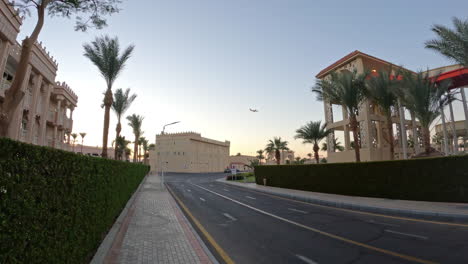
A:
[47,110,56,124]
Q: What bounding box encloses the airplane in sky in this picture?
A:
[249,108,259,112]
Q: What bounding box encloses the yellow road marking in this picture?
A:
[166,184,235,264]
[223,183,468,228]
[195,183,438,264]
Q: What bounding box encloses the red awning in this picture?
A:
[435,68,468,90]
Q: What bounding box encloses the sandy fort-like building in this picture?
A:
[149,132,230,173]
[0,0,78,151]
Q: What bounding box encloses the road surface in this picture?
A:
[165,173,468,264]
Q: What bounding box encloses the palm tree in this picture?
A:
[321,137,345,152]
[256,150,265,164]
[265,137,289,165]
[140,137,149,164]
[313,70,368,162]
[115,135,131,160]
[307,153,312,160]
[112,88,137,159]
[79,132,87,153]
[83,36,135,158]
[127,114,144,163]
[71,133,78,152]
[425,17,468,67]
[295,121,332,164]
[365,70,399,159]
[399,71,452,154]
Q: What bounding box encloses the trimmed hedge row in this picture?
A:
[0,138,149,263]
[255,155,468,202]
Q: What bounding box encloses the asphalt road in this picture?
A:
[165,173,468,264]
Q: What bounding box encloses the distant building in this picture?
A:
[0,0,78,151]
[265,150,295,165]
[228,155,256,171]
[149,132,230,173]
[72,144,115,159]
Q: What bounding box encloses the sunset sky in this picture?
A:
[17,0,468,157]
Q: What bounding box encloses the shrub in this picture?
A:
[0,138,149,263]
[255,155,468,202]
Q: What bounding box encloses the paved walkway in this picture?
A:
[92,173,214,264]
[220,178,468,221]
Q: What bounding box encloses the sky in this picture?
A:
[17,0,468,157]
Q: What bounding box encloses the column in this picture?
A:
[0,40,11,81]
[397,100,408,159]
[448,100,458,153]
[52,99,62,148]
[39,83,53,146]
[460,87,468,146]
[410,112,420,154]
[26,74,43,143]
[440,105,450,155]
[8,65,32,140]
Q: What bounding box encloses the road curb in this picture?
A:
[218,178,468,223]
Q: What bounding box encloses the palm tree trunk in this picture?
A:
[275,150,281,165]
[0,4,46,137]
[133,136,138,163]
[385,113,394,160]
[349,113,361,162]
[101,88,113,158]
[422,126,431,154]
[114,121,121,160]
[313,143,320,164]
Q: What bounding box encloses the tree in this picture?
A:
[139,136,148,163]
[399,71,452,154]
[127,114,143,163]
[115,135,130,160]
[265,137,289,165]
[425,17,468,67]
[321,137,345,152]
[112,88,137,159]
[79,132,86,153]
[256,150,265,164]
[0,0,121,137]
[432,132,443,148]
[307,153,312,160]
[83,36,134,158]
[313,70,367,162]
[365,70,399,160]
[71,133,78,152]
[294,121,332,164]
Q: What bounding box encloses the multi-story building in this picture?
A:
[265,150,295,165]
[149,132,230,173]
[316,50,420,163]
[0,0,78,150]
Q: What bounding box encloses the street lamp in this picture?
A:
[160,121,180,187]
[161,121,180,134]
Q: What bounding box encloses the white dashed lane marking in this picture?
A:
[296,254,318,264]
[288,208,308,214]
[199,197,206,202]
[246,196,256,200]
[223,213,237,221]
[385,229,428,240]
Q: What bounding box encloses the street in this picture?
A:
[165,173,468,264]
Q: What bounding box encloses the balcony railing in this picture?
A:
[47,110,55,123]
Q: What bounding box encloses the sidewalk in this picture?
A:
[219,178,468,222]
[92,173,215,264]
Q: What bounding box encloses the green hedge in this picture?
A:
[255,155,468,202]
[0,138,149,263]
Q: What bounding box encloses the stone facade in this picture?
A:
[149,132,230,173]
[0,0,78,151]
[316,50,420,162]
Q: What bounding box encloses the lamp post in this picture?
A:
[162,121,180,134]
[160,121,180,187]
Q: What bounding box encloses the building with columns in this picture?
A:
[149,132,230,173]
[0,0,78,150]
[316,51,421,163]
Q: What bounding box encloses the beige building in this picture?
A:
[0,0,78,150]
[149,132,230,173]
[265,150,295,165]
[72,144,116,159]
[316,51,421,163]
